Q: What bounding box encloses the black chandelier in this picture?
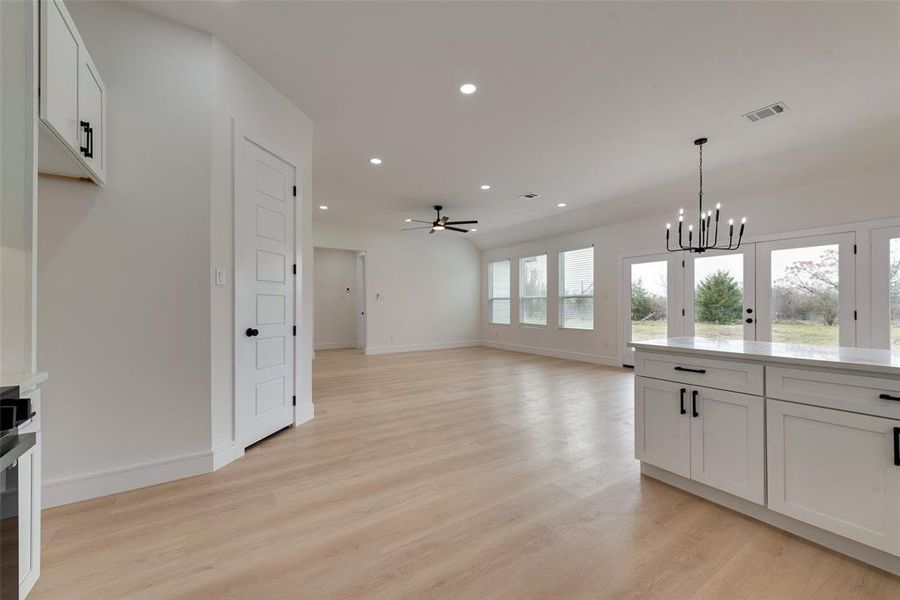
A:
[666,137,746,253]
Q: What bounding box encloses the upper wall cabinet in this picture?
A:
[39,0,106,185]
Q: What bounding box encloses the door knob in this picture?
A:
[246,328,259,337]
[745,318,754,324]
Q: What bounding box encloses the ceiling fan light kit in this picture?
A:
[403,205,478,235]
[666,137,747,254]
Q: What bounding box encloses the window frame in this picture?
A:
[871,226,900,349]
[487,258,511,326]
[558,246,595,331]
[519,253,549,327]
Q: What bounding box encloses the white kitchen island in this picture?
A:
[629,337,900,575]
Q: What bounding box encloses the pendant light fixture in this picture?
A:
[666,138,746,253]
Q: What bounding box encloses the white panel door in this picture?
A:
[40,0,80,149]
[690,386,764,504]
[77,52,105,179]
[236,133,296,447]
[635,376,691,478]
[767,399,900,555]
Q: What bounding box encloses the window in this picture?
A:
[559,247,594,329]
[519,254,547,325]
[488,260,510,325]
[628,259,668,342]
[872,227,900,349]
[691,252,747,342]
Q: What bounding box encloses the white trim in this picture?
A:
[364,340,482,355]
[212,442,244,471]
[42,450,213,508]
[314,341,358,351]
[295,400,315,425]
[641,462,900,577]
[483,340,620,366]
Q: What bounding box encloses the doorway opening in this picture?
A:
[313,247,367,353]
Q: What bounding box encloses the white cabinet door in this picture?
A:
[77,52,105,179]
[768,399,900,555]
[18,434,41,597]
[40,0,80,149]
[635,377,691,478]
[690,387,765,504]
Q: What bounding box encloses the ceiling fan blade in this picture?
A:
[444,220,477,226]
[444,226,468,233]
[402,226,432,230]
[429,228,436,234]
[408,219,432,224]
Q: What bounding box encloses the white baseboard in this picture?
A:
[295,401,315,425]
[212,442,245,471]
[482,340,621,366]
[42,450,213,509]
[364,340,482,356]
[314,341,358,351]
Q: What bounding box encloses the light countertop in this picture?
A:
[628,337,900,376]
[0,371,48,390]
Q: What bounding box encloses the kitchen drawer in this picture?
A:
[767,366,900,420]
[634,351,764,396]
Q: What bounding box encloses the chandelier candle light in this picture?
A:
[666,138,746,253]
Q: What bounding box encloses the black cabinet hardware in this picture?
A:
[894,427,900,467]
[245,328,259,337]
[679,388,686,415]
[745,318,754,323]
[674,366,706,374]
[692,390,699,418]
[745,308,753,314]
[879,393,900,402]
[79,120,94,158]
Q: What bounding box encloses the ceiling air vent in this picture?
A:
[743,101,788,123]
[517,193,540,200]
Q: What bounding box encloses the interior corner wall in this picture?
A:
[209,39,315,459]
[313,248,359,350]
[480,161,900,364]
[37,2,214,506]
[312,221,481,355]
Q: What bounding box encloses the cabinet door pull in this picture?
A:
[679,388,686,415]
[87,123,94,158]
[79,120,90,156]
[674,366,706,374]
[879,393,900,402]
[692,390,699,418]
[894,427,900,467]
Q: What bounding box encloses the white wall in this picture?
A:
[38,2,214,502]
[313,221,481,354]
[313,247,358,350]
[481,160,900,364]
[37,3,315,505]
[208,39,314,462]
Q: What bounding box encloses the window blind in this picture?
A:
[488,260,511,324]
[559,247,594,329]
[519,254,547,325]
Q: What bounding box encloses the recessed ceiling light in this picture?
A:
[480,184,491,190]
[369,157,383,165]
[319,205,328,210]
[557,203,566,207]
[404,218,412,222]
[459,83,477,95]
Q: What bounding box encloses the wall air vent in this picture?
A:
[517,193,540,200]
[743,101,788,123]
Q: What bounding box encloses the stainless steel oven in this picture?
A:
[1,433,35,600]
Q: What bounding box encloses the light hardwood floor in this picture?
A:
[32,348,900,599]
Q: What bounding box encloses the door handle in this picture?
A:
[245,328,259,337]
[745,318,754,324]
[692,390,699,418]
[879,393,900,402]
[894,427,900,467]
[679,388,686,415]
[674,366,706,374]
[79,120,90,156]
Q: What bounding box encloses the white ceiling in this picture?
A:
[133,1,900,245]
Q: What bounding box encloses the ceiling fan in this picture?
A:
[403,205,477,234]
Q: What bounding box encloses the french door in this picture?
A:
[622,254,681,365]
[684,245,756,342]
[871,226,900,349]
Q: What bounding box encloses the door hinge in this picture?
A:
[293,325,297,336]
[293,264,297,275]
[292,185,297,197]
[854,310,858,321]
[853,244,857,254]
[682,308,686,316]
[682,260,685,268]
[292,395,296,406]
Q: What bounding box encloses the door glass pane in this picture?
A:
[771,244,840,346]
[630,261,667,341]
[890,238,900,349]
[694,254,744,341]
